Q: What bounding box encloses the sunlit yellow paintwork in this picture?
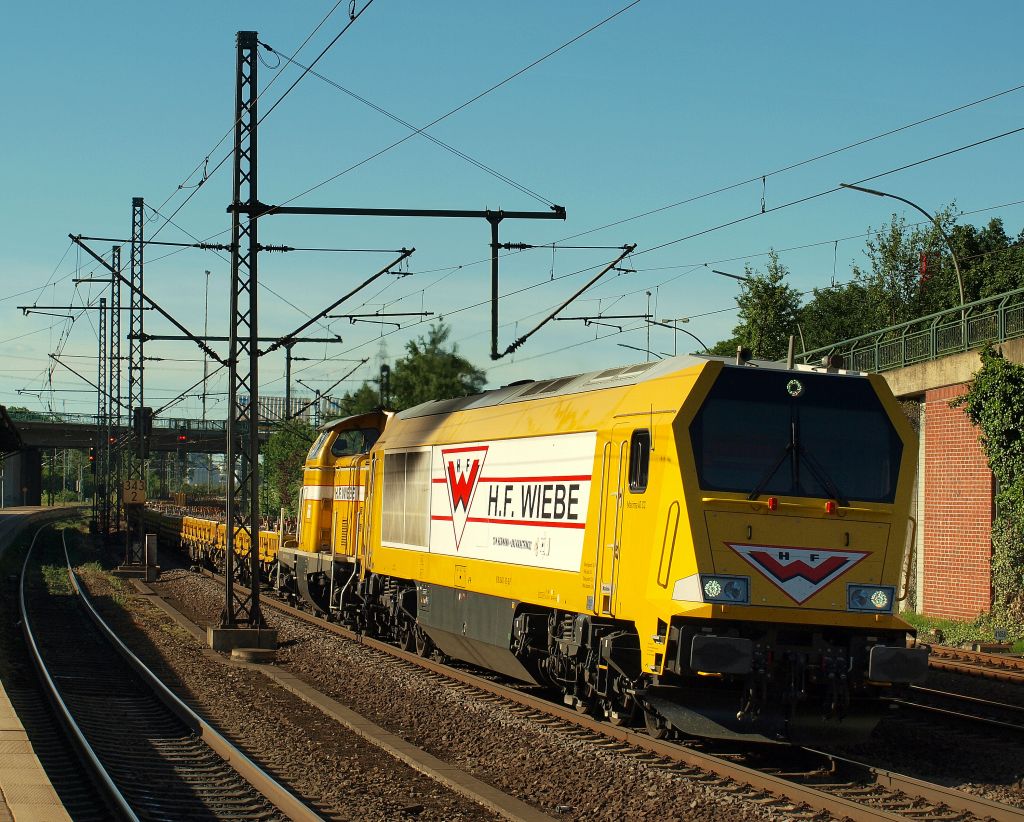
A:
[297,411,389,558]
[362,358,917,675]
[299,432,334,552]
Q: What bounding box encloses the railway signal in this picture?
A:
[133,406,153,458]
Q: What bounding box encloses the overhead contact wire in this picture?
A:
[277,0,642,207]
[555,80,1024,243]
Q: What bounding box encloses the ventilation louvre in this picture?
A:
[519,379,557,396]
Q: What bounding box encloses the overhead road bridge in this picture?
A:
[0,410,276,506]
[2,412,271,454]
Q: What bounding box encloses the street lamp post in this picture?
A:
[710,269,752,283]
[617,343,665,360]
[839,183,965,312]
[648,317,710,355]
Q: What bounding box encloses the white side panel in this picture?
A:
[303,485,334,501]
[423,432,597,572]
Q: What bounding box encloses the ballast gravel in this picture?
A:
[148,568,795,821]
[841,667,1024,809]
[77,566,499,822]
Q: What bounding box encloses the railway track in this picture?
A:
[19,525,322,822]
[188,565,1023,822]
[888,684,1024,735]
[929,645,1024,684]
[0,511,110,821]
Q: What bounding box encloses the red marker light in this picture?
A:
[767,497,778,511]
[825,500,837,514]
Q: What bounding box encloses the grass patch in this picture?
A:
[901,610,1024,653]
[75,559,129,607]
[40,564,71,595]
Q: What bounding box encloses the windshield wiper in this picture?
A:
[797,445,848,506]
[747,440,793,501]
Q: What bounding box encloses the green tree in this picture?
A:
[389,322,486,410]
[710,211,1022,356]
[40,447,93,504]
[952,346,1024,632]
[262,419,315,517]
[798,280,873,351]
[260,322,485,516]
[949,218,1024,303]
[326,383,381,422]
[714,251,802,360]
[852,208,957,326]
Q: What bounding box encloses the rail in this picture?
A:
[19,523,322,821]
[796,286,1024,372]
[18,524,137,819]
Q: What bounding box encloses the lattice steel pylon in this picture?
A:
[110,245,122,533]
[97,297,108,532]
[126,196,146,564]
[221,30,265,629]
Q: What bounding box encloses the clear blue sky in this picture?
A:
[2,2,1022,417]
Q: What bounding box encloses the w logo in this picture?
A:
[727,543,867,604]
[442,446,488,549]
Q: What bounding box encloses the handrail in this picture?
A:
[796,285,1024,373]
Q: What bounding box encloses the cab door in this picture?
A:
[594,425,651,617]
[595,427,627,616]
[331,457,365,558]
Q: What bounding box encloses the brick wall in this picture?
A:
[921,384,993,619]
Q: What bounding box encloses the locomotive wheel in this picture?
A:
[414,627,433,658]
[398,622,416,652]
[643,707,669,739]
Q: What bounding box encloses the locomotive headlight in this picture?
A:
[700,575,749,604]
[847,584,895,613]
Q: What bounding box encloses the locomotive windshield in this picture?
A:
[689,368,902,503]
[330,427,381,457]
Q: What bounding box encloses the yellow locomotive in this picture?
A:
[271,353,927,743]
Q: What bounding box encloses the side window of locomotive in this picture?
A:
[628,429,651,493]
[381,449,430,548]
[331,429,363,457]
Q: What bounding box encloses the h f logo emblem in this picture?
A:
[441,446,488,550]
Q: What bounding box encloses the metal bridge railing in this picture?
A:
[3,401,343,431]
[3,410,231,431]
[798,286,1024,373]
